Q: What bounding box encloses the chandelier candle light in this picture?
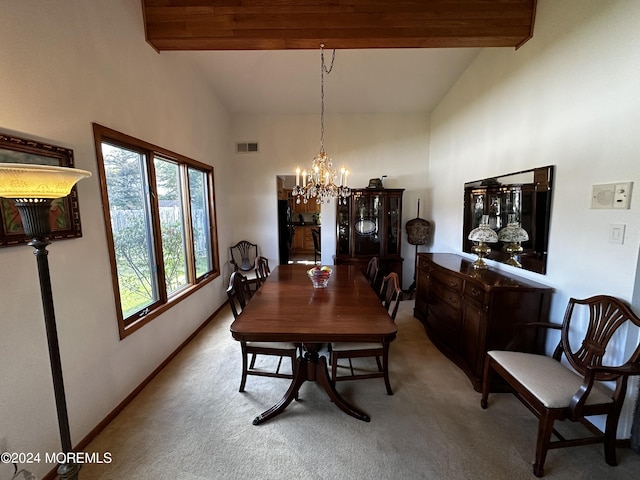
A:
[293,45,351,205]
[0,163,91,480]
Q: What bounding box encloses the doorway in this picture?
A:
[276,175,320,266]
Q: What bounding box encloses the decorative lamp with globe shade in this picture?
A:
[467,215,498,269]
[498,220,529,268]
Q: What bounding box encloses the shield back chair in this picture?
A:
[230,240,259,294]
[330,272,402,395]
[481,295,640,477]
[365,256,380,292]
[226,271,299,393]
[311,228,321,264]
[254,255,271,288]
[379,271,401,314]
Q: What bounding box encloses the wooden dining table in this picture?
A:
[230,264,397,425]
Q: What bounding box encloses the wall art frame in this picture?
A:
[0,132,84,247]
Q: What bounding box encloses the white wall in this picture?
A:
[0,1,231,477]
[229,112,430,288]
[428,0,640,437]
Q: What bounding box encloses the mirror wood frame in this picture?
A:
[462,165,554,274]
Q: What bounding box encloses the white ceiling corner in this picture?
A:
[167,48,482,115]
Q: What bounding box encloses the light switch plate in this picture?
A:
[609,224,626,244]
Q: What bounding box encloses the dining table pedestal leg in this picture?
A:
[252,343,371,425]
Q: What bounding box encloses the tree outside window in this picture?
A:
[93,124,219,337]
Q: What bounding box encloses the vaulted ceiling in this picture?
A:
[141,1,537,114]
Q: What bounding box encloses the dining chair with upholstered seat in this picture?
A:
[481,295,640,477]
[330,272,402,394]
[379,271,401,313]
[226,271,299,393]
[365,256,380,292]
[254,255,271,288]
[311,228,321,264]
[230,240,259,293]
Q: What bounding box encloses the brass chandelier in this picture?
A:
[293,45,351,205]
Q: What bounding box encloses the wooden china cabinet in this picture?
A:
[335,188,404,286]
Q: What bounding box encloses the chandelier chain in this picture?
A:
[319,45,335,154]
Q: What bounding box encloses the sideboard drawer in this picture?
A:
[430,278,462,311]
[418,254,430,270]
[464,280,487,305]
[427,301,461,350]
[430,266,463,292]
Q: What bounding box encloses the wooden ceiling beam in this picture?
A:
[142,0,537,50]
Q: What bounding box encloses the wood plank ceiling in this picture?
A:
[142,0,537,51]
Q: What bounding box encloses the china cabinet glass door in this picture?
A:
[337,202,350,255]
[353,193,381,256]
[386,195,401,255]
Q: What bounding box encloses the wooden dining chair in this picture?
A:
[230,240,259,293]
[330,272,402,394]
[254,255,271,288]
[226,271,299,393]
[365,256,380,291]
[311,228,321,264]
[481,295,640,477]
[379,271,401,315]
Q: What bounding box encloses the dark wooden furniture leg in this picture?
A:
[314,354,371,422]
[252,362,305,425]
[252,343,370,425]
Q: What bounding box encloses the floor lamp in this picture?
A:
[0,163,91,480]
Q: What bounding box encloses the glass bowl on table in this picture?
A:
[307,266,332,288]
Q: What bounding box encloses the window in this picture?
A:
[93,124,219,337]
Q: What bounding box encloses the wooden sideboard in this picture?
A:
[414,253,552,391]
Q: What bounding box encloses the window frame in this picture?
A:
[92,123,220,338]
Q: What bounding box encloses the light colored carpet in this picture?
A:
[81,300,640,479]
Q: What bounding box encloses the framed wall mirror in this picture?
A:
[462,165,554,274]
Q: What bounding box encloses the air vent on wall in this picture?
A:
[235,141,259,153]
